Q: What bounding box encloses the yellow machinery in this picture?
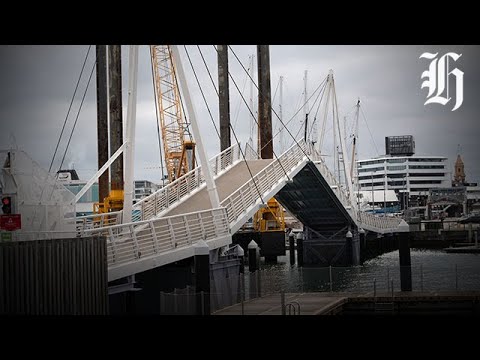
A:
[253,198,285,232]
[150,45,195,182]
[94,189,124,214]
[94,45,195,215]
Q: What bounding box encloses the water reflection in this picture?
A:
[252,249,480,294]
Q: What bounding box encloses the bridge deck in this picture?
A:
[213,292,347,315]
[213,291,480,315]
[164,159,273,217]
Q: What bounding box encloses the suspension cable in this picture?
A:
[227,45,321,161]
[58,61,96,172]
[360,106,379,156]
[183,46,220,139]
[307,79,329,143]
[193,46,265,203]
[149,46,166,187]
[49,45,92,173]
[212,46,292,182]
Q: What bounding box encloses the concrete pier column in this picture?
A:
[296,231,304,267]
[397,220,412,292]
[345,230,353,266]
[194,240,210,315]
[289,231,295,266]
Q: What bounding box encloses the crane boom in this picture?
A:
[150,45,195,182]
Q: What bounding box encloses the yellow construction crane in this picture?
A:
[150,45,195,182]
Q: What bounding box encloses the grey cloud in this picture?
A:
[1,45,479,185]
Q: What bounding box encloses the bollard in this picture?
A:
[296,231,304,267]
[194,240,211,315]
[359,228,366,264]
[281,291,286,315]
[289,232,296,266]
[248,240,258,273]
[373,278,377,298]
[345,230,353,266]
[476,231,478,249]
[397,220,412,291]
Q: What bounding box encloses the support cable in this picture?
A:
[49,45,92,173]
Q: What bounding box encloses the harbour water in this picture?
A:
[252,249,480,294]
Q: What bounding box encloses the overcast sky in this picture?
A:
[1,45,479,185]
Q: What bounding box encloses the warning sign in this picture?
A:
[0,214,21,231]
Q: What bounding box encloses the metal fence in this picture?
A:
[0,236,108,315]
[156,263,480,315]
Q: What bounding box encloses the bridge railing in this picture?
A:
[311,148,402,231]
[75,211,123,236]
[83,207,230,268]
[131,142,242,223]
[222,140,308,225]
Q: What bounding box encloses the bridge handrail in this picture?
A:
[221,140,308,224]
[311,147,402,231]
[132,141,243,222]
[75,211,123,235]
[83,207,230,268]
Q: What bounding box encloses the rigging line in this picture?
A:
[360,106,379,156]
[271,76,280,106]
[227,45,324,161]
[58,60,96,173]
[214,46,292,182]
[286,78,328,149]
[49,45,92,174]
[149,46,166,187]
[183,46,220,139]
[168,45,193,143]
[233,61,250,129]
[198,46,265,203]
[197,45,219,97]
[307,79,329,141]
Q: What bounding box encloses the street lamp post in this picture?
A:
[371,169,375,214]
[384,163,387,217]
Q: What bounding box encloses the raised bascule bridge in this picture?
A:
[0,45,413,315]
[74,139,404,282]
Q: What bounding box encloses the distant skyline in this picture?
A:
[0,45,479,185]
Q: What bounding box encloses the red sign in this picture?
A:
[0,214,21,231]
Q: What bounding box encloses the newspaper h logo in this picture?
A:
[420,52,464,111]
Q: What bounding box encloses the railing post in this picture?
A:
[455,264,458,291]
[387,267,390,292]
[167,218,177,249]
[149,220,158,253]
[329,265,333,292]
[420,264,424,292]
[197,212,206,240]
[130,224,140,259]
[183,215,192,245]
[109,227,116,264]
[173,288,178,314]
